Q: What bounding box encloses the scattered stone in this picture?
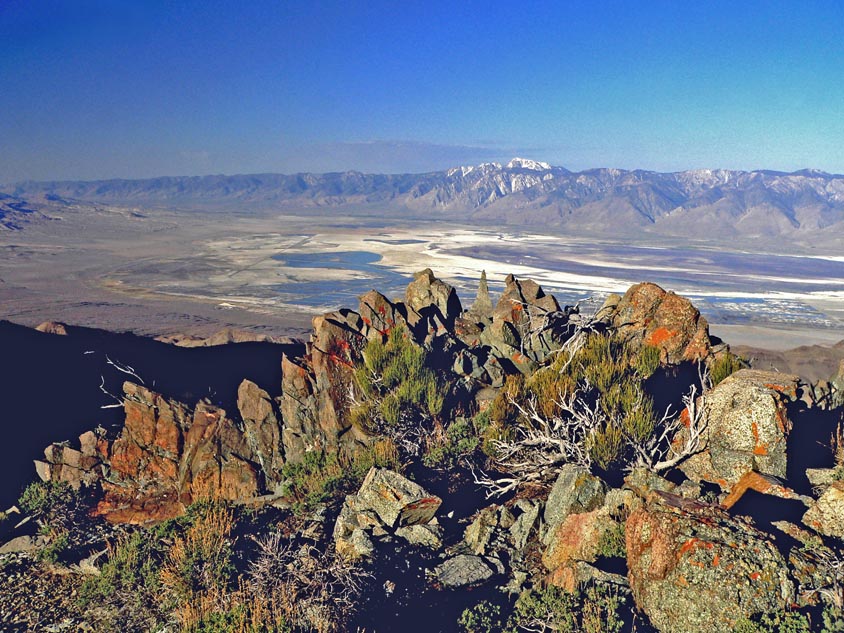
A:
[0,534,46,554]
[802,480,844,538]
[433,554,496,588]
[806,468,840,488]
[35,321,69,335]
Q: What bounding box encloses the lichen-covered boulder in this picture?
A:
[605,282,711,363]
[543,505,616,578]
[433,554,497,588]
[680,369,799,488]
[626,492,794,633]
[333,468,442,559]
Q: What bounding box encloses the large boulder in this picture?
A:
[604,282,711,363]
[404,268,462,327]
[355,468,441,528]
[626,492,794,633]
[357,290,407,339]
[680,370,799,488]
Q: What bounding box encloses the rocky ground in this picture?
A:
[3,269,844,632]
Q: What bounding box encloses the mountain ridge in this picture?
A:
[6,159,844,241]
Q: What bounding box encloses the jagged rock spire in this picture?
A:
[468,270,493,321]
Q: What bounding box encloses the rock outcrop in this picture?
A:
[600,282,711,363]
[36,380,286,523]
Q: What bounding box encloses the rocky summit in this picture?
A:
[3,269,844,633]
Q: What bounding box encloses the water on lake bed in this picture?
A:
[266,232,844,333]
[272,250,410,307]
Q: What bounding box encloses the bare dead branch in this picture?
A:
[105,354,145,384]
[98,375,124,409]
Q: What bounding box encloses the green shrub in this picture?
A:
[711,352,744,386]
[423,418,479,469]
[504,583,624,633]
[635,344,662,378]
[596,521,627,559]
[733,611,812,633]
[352,324,446,435]
[160,502,236,604]
[81,531,162,603]
[822,606,844,632]
[18,480,76,517]
[281,442,400,514]
[38,529,70,563]
[489,331,663,472]
[459,600,503,633]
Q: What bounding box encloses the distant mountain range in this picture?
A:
[5,158,844,241]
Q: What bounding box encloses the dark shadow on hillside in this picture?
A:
[0,320,303,507]
[645,362,701,423]
[785,400,841,495]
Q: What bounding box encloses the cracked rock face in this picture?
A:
[36,381,286,524]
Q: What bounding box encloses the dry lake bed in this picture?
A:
[2,202,844,350]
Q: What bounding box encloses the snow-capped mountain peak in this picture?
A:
[506,157,552,171]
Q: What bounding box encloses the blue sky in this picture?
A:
[2,0,844,181]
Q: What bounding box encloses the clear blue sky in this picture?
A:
[2,0,843,181]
